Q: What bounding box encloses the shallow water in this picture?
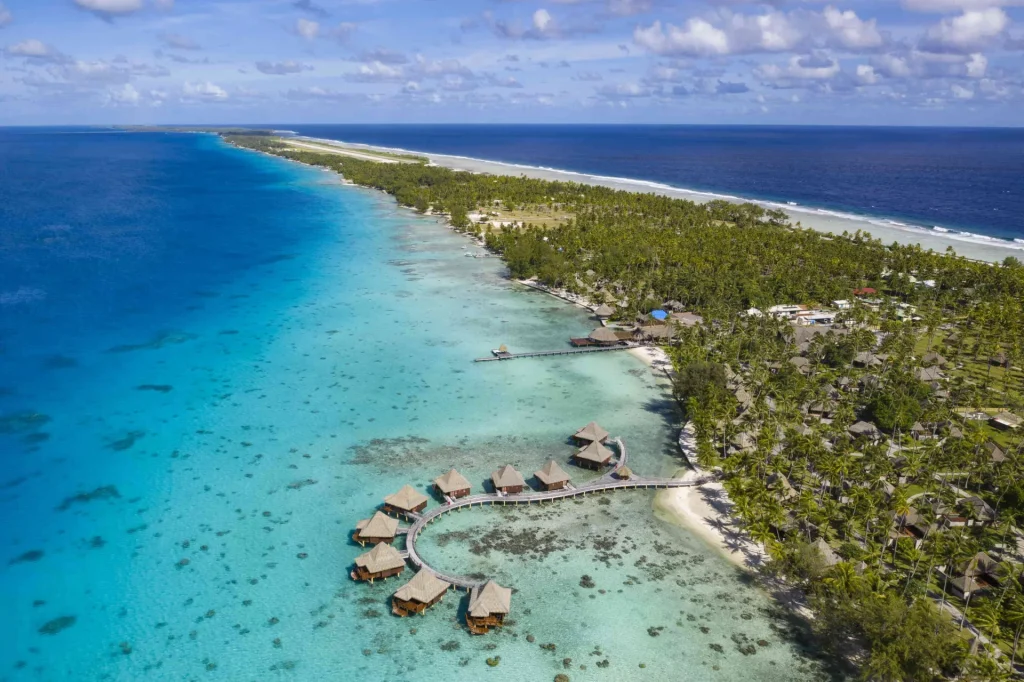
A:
[0,132,836,680]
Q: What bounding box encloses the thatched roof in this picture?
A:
[534,460,570,486]
[616,465,633,480]
[384,484,428,511]
[468,580,511,618]
[355,542,405,574]
[394,570,449,604]
[588,327,620,343]
[356,511,399,539]
[491,464,525,489]
[984,441,1006,463]
[638,325,673,340]
[594,304,615,317]
[849,421,880,437]
[434,468,471,494]
[992,412,1023,428]
[915,366,944,382]
[574,440,614,464]
[813,538,841,567]
[574,421,609,443]
[853,351,881,367]
[922,352,947,367]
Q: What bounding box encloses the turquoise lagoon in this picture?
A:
[0,131,836,680]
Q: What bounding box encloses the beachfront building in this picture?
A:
[465,580,512,635]
[383,484,428,517]
[593,303,615,319]
[534,460,571,491]
[434,468,472,499]
[351,542,406,583]
[767,304,806,319]
[794,310,836,326]
[587,327,621,346]
[990,412,1022,431]
[849,421,882,441]
[391,570,451,617]
[572,421,609,445]
[491,465,525,494]
[353,511,400,547]
[833,300,851,310]
[670,311,703,327]
[572,440,614,470]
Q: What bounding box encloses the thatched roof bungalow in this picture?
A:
[383,485,428,517]
[572,421,609,445]
[434,469,472,498]
[534,460,571,491]
[593,304,615,319]
[466,580,512,634]
[572,440,614,469]
[491,465,525,494]
[587,327,621,346]
[351,542,406,583]
[392,570,450,616]
[353,511,400,547]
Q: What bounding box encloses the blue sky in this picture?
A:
[0,0,1022,125]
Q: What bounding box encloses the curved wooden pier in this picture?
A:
[474,344,638,362]
[402,438,710,590]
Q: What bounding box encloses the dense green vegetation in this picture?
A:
[227,134,1024,680]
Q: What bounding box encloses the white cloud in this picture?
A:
[348,60,405,82]
[296,18,320,40]
[597,82,653,98]
[0,2,11,28]
[533,9,553,33]
[73,0,144,16]
[159,33,200,50]
[870,50,990,79]
[902,0,1023,11]
[106,83,140,105]
[965,52,987,77]
[951,83,974,98]
[822,7,884,50]
[634,7,883,57]
[855,64,880,85]
[921,8,1009,53]
[255,60,311,75]
[6,39,57,59]
[757,54,841,82]
[182,81,228,101]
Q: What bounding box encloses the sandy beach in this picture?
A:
[298,136,1023,264]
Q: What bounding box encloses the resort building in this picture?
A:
[572,440,614,469]
[572,421,609,445]
[946,552,1002,600]
[990,412,1022,431]
[794,311,836,326]
[849,421,882,441]
[832,300,851,310]
[534,460,571,490]
[391,570,450,617]
[593,303,615,319]
[670,311,703,327]
[353,511,400,547]
[383,484,428,517]
[434,468,472,498]
[767,304,806,319]
[587,327,622,346]
[351,542,406,583]
[491,465,525,494]
[465,580,512,635]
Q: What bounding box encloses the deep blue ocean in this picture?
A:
[284,125,1024,241]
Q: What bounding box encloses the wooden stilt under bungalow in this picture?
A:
[491,465,525,494]
[433,468,472,499]
[383,484,428,517]
[572,421,610,445]
[350,542,406,583]
[534,460,571,490]
[572,440,614,470]
[465,580,512,634]
[353,511,400,546]
[391,570,451,616]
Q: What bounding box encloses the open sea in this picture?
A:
[0,129,838,680]
[285,124,1024,244]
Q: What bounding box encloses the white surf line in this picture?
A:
[282,140,403,164]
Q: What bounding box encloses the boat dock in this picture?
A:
[474,343,638,362]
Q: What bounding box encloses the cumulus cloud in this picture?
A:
[487,7,594,40]
[6,39,64,61]
[634,7,886,57]
[597,82,653,98]
[286,87,364,101]
[255,60,312,75]
[0,2,11,28]
[293,0,329,18]
[902,0,1023,11]
[757,54,841,85]
[358,48,407,65]
[159,33,200,50]
[73,0,144,17]
[871,50,989,79]
[295,18,319,40]
[920,8,1008,53]
[951,82,974,98]
[347,60,405,82]
[182,81,228,101]
[106,83,140,105]
[716,79,750,94]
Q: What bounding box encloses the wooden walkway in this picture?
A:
[401,438,710,590]
[474,343,638,362]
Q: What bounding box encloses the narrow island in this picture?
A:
[224,132,1024,681]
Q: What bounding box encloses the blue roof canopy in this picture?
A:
[651,310,668,321]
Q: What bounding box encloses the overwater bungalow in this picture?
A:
[572,421,609,445]
[534,460,571,490]
[353,511,400,546]
[572,440,614,469]
[434,469,472,499]
[491,465,525,494]
[587,326,621,346]
[465,580,512,635]
[391,570,450,617]
[351,542,406,583]
[383,484,428,517]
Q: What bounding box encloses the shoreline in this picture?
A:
[295,135,1023,264]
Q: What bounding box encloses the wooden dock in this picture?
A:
[401,438,711,590]
[475,343,638,362]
